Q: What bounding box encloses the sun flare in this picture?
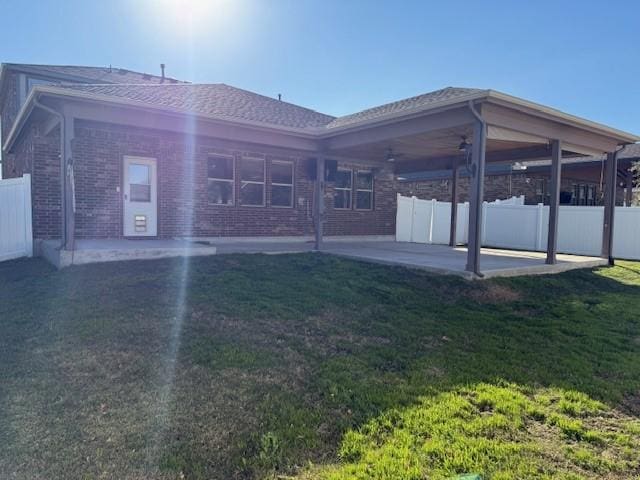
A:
[154,0,235,34]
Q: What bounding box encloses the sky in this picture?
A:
[1,0,639,134]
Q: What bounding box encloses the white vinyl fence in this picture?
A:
[0,175,33,262]
[396,194,640,260]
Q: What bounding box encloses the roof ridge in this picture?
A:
[2,62,186,83]
[216,83,335,119]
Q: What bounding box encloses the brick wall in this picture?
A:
[398,173,603,205]
[70,120,396,239]
[9,125,62,239]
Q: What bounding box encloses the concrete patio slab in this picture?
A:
[320,241,608,280]
[37,237,608,279]
[39,239,217,268]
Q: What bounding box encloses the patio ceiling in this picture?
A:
[321,95,637,173]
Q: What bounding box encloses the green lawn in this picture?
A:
[0,254,639,479]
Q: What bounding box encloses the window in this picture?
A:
[240,157,265,206]
[208,155,234,205]
[334,169,352,209]
[355,171,374,210]
[271,161,294,207]
[129,163,151,202]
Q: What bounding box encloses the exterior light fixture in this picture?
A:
[512,162,528,171]
[385,148,396,162]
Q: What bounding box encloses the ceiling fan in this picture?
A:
[385,147,405,163]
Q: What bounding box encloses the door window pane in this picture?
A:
[129,164,150,185]
[129,164,151,202]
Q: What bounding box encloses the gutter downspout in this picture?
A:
[466,100,487,277]
[33,98,74,251]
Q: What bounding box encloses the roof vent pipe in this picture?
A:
[278,93,282,101]
[160,63,165,82]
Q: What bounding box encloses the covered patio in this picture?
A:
[38,237,606,279]
[313,88,638,278]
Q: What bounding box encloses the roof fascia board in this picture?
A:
[62,99,321,153]
[34,85,322,137]
[5,86,323,153]
[324,106,476,151]
[2,88,38,152]
[318,91,489,137]
[481,102,621,154]
[485,91,639,144]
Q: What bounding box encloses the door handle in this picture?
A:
[124,194,128,200]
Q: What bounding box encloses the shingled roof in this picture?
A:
[3,63,186,85]
[50,83,336,129]
[324,87,485,129]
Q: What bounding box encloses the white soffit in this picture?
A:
[486,125,547,144]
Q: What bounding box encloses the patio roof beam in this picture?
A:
[481,103,620,155]
[546,140,562,265]
[324,107,474,152]
[394,145,552,174]
[466,103,487,276]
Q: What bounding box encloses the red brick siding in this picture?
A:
[9,125,62,239]
[398,173,604,205]
[71,121,396,239]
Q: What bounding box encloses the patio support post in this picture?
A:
[625,170,634,206]
[314,156,326,250]
[449,160,459,247]
[466,103,487,275]
[63,112,75,251]
[546,139,562,264]
[601,151,618,265]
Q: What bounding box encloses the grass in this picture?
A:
[0,254,639,479]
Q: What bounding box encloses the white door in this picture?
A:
[123,156,157,237]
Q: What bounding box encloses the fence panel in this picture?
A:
[614,207,640,260]
[0,175,33,262]
[395,194,640,260]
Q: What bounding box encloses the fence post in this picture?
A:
[481,201,488,245]
[535,203,544,251]
[428,198,436,244]
[410,196,417,242]
[22,174,33,257]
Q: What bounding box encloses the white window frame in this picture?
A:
[207,154,235,206]
[334,168,353,210]
[355,170,374,211]
[270,160,294,208]
[239,156,266,207]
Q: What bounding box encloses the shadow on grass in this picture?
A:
[0,255,639,479]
